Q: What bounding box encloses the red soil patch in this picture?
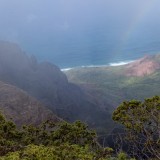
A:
[125,56,160,77]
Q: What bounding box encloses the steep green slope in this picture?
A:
[64,55,160,135]
[65,54,160,110]
[0,81,60,126]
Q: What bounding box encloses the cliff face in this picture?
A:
[0,41,68,108]
[0,41,74,109]
[0,41,110,132]
[0,81,60,126]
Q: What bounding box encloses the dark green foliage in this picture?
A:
[112,96,160,159]
[0,144,96,160]
[20,120,98,148]
[0,112,119,159]
[0,145,135,160]
[50,121,97,146]
[0,112,136,159]
[0,113,22,156]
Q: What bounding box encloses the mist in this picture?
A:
[0,0,160,67]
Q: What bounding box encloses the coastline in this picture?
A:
[61,60,134,71]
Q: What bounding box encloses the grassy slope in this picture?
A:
[65,66,127,109]
[65,59,160,107]
[0,81,60,126]
[64,55,160,134]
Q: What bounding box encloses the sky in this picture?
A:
[0,0,160,67]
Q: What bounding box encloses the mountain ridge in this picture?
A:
[2,41,160,135]
[0,80,60,126]
[0,41,112,133]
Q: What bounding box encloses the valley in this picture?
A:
[0,41,160,136]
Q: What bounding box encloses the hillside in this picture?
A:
[124,55,160,76]
[0,41,113,134]
[0,81,60,126]
[1,41,160,138]
[65,54,160,110]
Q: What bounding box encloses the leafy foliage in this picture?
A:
[0,145,135,160]
[112,96,160,159]
[0,144,95,160]
[1,112,131,160]
[1,95,159,159]
[0,113,22,156]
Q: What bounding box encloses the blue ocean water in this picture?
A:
[26,24,160,69]
[20,13,160,69]
[1,1,160,69]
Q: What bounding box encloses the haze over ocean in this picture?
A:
[0,0,160,68]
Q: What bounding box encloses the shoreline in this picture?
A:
[61,60,134,71]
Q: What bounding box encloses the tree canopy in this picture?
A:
[0,112,130,160]
[112,96,160,159]
[1,95,159,159]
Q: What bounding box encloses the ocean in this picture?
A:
[29,25,160,69]
[1,1,160,69]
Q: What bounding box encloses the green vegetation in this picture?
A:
[65,58,160,135]
[0,95,159,159]
[0,112,134,160]
[65,55,160,108]
[113,96,160,159]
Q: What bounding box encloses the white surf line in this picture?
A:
[109,60,134,66]
[61,67,73,71]
[61,60,134,71]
